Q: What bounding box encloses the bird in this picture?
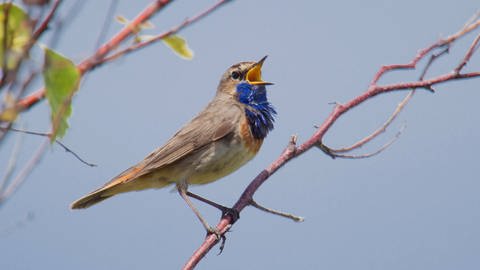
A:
[71,56,276,235]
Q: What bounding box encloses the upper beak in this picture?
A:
[246,55,274,86]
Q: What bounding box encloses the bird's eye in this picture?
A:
[231,71,241,80]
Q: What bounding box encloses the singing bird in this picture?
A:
[71,56,276,234]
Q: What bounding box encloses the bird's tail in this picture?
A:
[70,187,113,209]
[71,165,168,209]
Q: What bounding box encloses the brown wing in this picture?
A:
[134,97,243,177]
[70,97,243,209]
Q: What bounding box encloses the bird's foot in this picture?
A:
[205,225,231,255]
[206,226,222,240]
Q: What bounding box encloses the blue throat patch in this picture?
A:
[236,82,276,139]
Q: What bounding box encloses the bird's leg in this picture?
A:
[177,183,221,239]
[186,191,240,222]
[250,199,304,222]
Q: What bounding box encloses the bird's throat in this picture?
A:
[236,83,276,139]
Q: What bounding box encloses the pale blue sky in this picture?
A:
[1,1,479,269]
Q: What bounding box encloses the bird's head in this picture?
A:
[217,56,276,139]
[217,55,273,98]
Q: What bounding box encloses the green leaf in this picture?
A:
[0,3,33,70]
[162,35,194,60]
[42,47,81,142]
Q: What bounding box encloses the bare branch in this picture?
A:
[93,0,119,51]
[16,0,174,111]
[455,33,480,74]
[183,14,480,268]
[100,0,231,64]
[250,200,304,222]
[320,124,405,159]
[0,126,96,167]
[325,45,451,155]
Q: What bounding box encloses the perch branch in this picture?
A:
[183,15,480,270]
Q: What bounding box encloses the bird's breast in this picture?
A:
[239,116,263,154]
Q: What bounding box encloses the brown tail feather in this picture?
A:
[70,189,113,209]
[70,165,145,209]
[71,165,172,209]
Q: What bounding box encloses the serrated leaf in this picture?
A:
[162,35,194,60]
[0,3,33,70]
[42,47,80,142]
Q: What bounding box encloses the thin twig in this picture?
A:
[31,0,63,41]
[94,0,119,51]
[101,0,231,64]
[321,124,405,159]
[0,126,96,167]
[369,14,480,86]
[325,46,451,155]
[455,33,480,74]
[250,200,304,222]
[17,0,174,111]
[48,0,86,48]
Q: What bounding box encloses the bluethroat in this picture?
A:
[71,56,276,235]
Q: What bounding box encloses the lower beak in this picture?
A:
[246,55,274,85]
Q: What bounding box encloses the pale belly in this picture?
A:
[186,137,259,185]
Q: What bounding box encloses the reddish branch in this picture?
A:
[101,0,231,64]
[17,0,172,110]
[183,17,480,269]
[31,0,63,41]
[16,0,231,111]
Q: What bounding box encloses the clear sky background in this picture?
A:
[1,1,479,269]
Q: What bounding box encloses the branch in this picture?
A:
[0,126,96,167]
[323,46,450,156]
[0,0,63,88]
[16,0,231,111]
[100,0,231,64]
[16,0,173,111]
[183,14,480,269]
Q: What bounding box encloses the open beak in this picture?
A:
[246,55,274,86]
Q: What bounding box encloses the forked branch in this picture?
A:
[15,0,231,112]
[183,13,480,270]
